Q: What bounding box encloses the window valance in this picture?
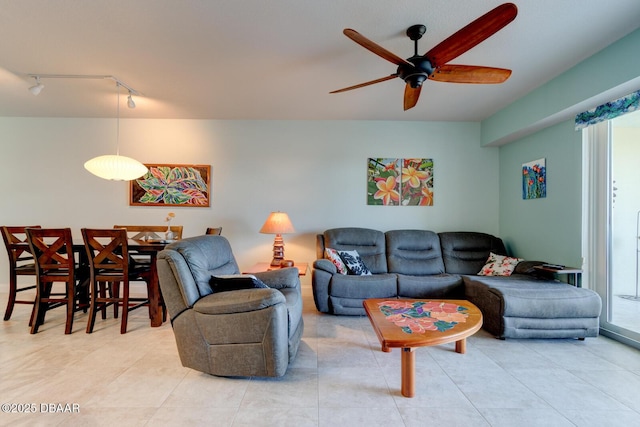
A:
[575,89,640,130]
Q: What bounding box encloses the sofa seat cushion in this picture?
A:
[329,274,397,315]
[193,288,285,315]
[464,274,601,318]
[503,317,600,339]
[397,273,463,299]
[329,274,397,299]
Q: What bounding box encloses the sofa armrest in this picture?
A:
[193,287,286,315]
[253,267,300,290]
[313,259,337,274]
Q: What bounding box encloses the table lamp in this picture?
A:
[259,212,295,267]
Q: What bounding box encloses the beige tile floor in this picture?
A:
[1,283,640,427]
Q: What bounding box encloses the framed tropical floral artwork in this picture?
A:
[522,158,546,200]
[367,158,434,206]
[129,164,211,207]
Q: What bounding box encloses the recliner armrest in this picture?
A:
[253,267,300,290]
[313,259,337,274]
[193,288,286,315]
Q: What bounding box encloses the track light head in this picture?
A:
[127,92,136,109]
[28,76,44,96]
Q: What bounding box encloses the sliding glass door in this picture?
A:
[583,110,640,348]
[609,111,640,335]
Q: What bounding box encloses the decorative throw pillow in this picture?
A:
[478,253,524,277]
[325,248,348,275]
[337,249,372,276]
[209,274,269,293]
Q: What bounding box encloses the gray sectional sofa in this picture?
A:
[312,227,602,339]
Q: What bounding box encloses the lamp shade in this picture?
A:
[84,154,148,181]
[259,212,295,234]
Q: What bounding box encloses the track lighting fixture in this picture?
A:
[127,92,136,109]
[25,74,142,99]
[28,76,44,95]
[23,73,147,181]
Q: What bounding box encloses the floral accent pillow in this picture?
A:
[478,252,524,277]
[325,248,348,275]
[338,249,372,276]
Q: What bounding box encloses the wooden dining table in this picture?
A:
[127,239,169,327]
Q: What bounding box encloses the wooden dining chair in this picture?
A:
[82,228,154,334]
[26,227,89,334]
[1,226,41,322]
[113,225,183,241]
[205,227,222,235]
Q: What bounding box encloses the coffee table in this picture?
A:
[363,298,483,397]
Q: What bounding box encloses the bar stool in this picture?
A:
[82,228,154,334]
[26,227,89,334]
[1,226,41,322]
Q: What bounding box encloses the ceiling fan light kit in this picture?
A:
[331,2,518,110]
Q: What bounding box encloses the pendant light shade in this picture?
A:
[84,154,148,181]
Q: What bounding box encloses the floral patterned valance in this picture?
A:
[575,89,640,130]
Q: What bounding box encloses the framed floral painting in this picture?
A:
[367,158,434,206]
[129,164,211,207]
[522,158,546,200]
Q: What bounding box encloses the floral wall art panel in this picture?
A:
[522,158,546,200]
[130,164,211,207]
[367,158,433,206]
[401,158,433,206]
[368,158,400,206]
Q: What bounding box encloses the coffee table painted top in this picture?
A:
[363,299,483,351]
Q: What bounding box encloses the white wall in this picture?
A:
[0,118,499,283]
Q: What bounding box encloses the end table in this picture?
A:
[244,262,308,276]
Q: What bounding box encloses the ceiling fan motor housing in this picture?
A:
[398,56,434,88]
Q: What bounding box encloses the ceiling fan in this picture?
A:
[330,2,518,111]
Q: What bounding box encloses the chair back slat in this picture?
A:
[26,228,75,279]
[82,229,129,276]
[2,226,42,264]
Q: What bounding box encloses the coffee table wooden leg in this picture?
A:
[401,347,415,398]
[455,338,466,354]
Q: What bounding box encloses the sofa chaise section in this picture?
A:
[464,274,601,339]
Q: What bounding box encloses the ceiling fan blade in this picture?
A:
[425,3,517,66]
[430,64,512,83]
[330,74,398,94]
[403,84,422,111]
[343,29,411,66]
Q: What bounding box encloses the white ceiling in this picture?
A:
[1,0,639,121]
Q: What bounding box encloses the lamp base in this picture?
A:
[270,234,285,266]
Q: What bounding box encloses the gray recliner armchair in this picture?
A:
[157,235,304,377]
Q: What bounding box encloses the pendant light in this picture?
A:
[84,83,148,181]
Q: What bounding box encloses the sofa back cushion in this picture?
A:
[323,228,387,273]
[386,230,445,275]
[439,232,507,274]
[164,235,241,301]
